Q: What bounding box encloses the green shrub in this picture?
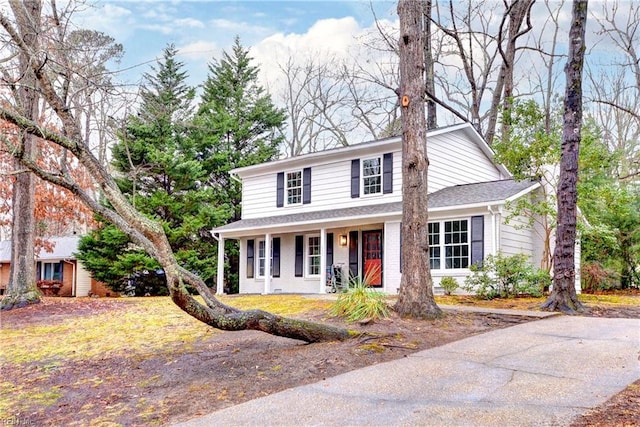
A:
[439,276,459,295]
[463,253,549,299]
[330,268,390,322]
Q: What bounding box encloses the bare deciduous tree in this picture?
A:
[0,0,42,310]
[542,0,589,313]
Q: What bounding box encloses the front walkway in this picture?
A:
[176,315,640,427]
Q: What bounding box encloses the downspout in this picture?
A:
[487,205,499,255]
[229,173,242,184]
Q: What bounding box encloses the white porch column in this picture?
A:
[319,228,327,294]
[264,233,271,294]
[216,235,225,295]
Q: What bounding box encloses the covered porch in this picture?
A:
[212,202,403,295]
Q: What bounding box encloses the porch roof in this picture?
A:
[213,179,539,237]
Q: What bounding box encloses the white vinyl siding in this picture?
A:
[500,215,534,259]
[76,262,92,297]
[239,128,502,220]
[428,132,503,193]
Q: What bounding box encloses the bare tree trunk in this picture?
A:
[423,0,437,130]
[1,0,42,311]
[542,0,588,314]
[395,0,442,319]
[486,0,534,145]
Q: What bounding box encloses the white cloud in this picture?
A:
[175,18,205,29]
[177,41,219,61]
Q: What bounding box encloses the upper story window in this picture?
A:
[276,168,311,207]
[362,157,382,195]
[286,171,302,205]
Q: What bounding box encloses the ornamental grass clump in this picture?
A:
[330,268,390,322]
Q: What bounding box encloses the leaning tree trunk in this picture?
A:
[395,0,442,319]
[1,0,42,311]
[0,4,355,342]
[542,0,588,314]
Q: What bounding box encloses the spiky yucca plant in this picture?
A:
[330,267,390,322]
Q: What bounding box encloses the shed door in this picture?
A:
[362,230,382,287]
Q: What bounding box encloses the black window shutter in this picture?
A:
[303,167,311,204]
[383,153,393,194]
[272,238,281,278]
[348,230,358,277]
[246,239,255,278]
[59,261,64,281]
[350,159,360,198]
[470,216,484,267]
[276,172,284,207]
[326,233,334,267]
[36,261,41,280]
[294,235,304,277]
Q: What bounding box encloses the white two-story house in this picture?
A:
[212,123,575,295]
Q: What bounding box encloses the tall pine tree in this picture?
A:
[193,37,286,292]
[78,45,226,294]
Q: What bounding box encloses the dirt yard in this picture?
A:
[1,294,638,426]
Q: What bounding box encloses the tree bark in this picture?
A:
[423,0,437,130]
[542,0,588,314]
[1,0,42,311]
[395,0,442,319]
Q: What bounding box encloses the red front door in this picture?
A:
[362,230,382,287]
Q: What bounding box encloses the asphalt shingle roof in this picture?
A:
[0,236,81,262]
[213,179,538,233]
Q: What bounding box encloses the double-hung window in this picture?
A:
[306,235,321,276]
[257,240,276,278]
[286,171,302,205]
[428,223,441,269]
[362,157,382,195]
[428,219,470,269]
[444,220,469,269]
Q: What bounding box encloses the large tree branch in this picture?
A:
[0,106,351,342]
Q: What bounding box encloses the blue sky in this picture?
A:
[78,1,397,87]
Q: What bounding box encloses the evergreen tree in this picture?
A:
[193,37,286,292]
[195,36,286,220]
[78,45,226,294]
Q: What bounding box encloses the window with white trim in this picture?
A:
[286,171,302,205]
[41,262,62,281]
[445,220,469,268]
[428,219,470,269]
[306,235,321,276]
[428,222,441,269]
[362,157,381,195]
[256,240,275,278]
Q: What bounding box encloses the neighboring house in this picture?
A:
[212,123,580,295]
[0,236,114,297]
